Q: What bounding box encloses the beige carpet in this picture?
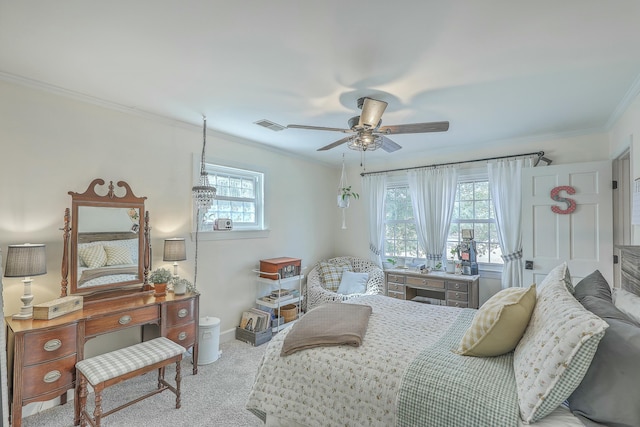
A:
[22,340,267,427]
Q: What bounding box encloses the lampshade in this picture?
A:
[163,238,187,262]
[4,244,47,277]
[347,132,383,152]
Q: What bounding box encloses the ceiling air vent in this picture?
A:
[254,119,286,132]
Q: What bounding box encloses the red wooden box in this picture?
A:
[259,257,301,280]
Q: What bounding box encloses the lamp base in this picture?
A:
[12,307,33,320]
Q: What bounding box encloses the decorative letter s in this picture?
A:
[550,186,577,214]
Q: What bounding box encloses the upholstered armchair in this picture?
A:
[306,256,385,311]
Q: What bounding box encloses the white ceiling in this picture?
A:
[2,1,640,167]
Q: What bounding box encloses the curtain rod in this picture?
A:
[360,150,545,177]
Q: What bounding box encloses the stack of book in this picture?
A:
[258,288,299,305]
[239,308,271,333]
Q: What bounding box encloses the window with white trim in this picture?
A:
[384,173,503,267]
[198,163,264,231]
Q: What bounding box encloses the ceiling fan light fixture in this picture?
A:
[358,98,388,128]
[347,133,383,152]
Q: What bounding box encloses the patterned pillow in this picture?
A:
[456,284,536,357]
[78,245,107,269]
[538,262,574,294]
[513,267,608,423]
[318,259,353,292]
[104,245,133,266]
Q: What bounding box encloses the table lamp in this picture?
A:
[163,238,186,277]
[4,243,47,320]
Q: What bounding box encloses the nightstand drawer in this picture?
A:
[387,274,406,284]
[23,324,77,366]
[388,291,405,300]
[166,322,197,347]
[446,281,469,292]
[387,282,405,292]
[85,305,160,337]
[406,276,444,289]
[165,299,197,326]
[22,353,76,399]
[447,300,469,308]
[447,290,469,302]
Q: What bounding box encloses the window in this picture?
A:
[198,163,264,231]
[384,175,503,266]
[448,179,503,265]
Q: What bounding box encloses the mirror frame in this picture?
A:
[61,178,150,297]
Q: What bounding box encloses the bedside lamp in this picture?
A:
[4,243,47,320]
[163,238,186,277]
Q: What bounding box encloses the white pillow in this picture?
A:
[514,267,608,423]
[538,262,574,294]
[336,271,369,295]
[613,288,640,324]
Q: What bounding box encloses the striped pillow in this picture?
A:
[78,245,107,269]
[457,284,536,357]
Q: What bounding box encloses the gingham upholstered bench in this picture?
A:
[75,337,186,427]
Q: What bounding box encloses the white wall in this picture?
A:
[0,80,339,348]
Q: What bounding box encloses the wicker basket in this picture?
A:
[280,304,298,323]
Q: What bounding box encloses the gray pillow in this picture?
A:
[567,295,640,427]
[573,270,612,302]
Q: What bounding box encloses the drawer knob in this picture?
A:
[455,292,460,298]
[118,315,132,325]
[44,339,62,352]
[178,308,189,318]
[178,331,187,341]
[455,284,460,289]
[43,370,61,383]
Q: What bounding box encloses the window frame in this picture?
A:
[192,156,269,240]
[382,169,503,272]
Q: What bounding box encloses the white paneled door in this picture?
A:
[522,161,613,287]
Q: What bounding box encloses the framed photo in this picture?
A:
[462,229,474,240]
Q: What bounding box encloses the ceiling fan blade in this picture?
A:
[380,136,402,153]
[287,124,351,132]
[379,121,449,135]
[317,135,353,151]
[358,98,388,128]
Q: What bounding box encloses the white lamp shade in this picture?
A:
[4,244,47,277]
[163,238,186,262]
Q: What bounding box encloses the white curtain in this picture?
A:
[408,167,458,268]
[362,174,387,266]
[488,158,532,289]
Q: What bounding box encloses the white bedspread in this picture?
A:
[246,295,463,427]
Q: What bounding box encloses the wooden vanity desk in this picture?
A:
[5,179,201,426]
[6,291,200,427]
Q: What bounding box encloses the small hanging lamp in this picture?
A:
[192,116,217,211]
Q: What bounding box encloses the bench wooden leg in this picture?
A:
[93,385,103,427]
[175,359,182,409]
[78,373,87,427]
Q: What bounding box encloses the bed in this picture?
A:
[246,260,640,427]
[76,232,140,288]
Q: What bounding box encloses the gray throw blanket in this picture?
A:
[281,303,372,356]
[397,309,520,427]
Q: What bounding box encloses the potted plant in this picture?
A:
[149,267,172,297]
[447,247,458,273]
[170,277,193,295]
[383,257,397,269]
[337,186,359,209]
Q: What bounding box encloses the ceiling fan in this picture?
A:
[287,97,449,152]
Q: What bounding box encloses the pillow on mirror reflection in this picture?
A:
[104,245,134,266]
[78,245,107,269]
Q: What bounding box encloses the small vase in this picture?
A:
[337,194,350,209]
[153,282,167,297]
[173,282,187,295]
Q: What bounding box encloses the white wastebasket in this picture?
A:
[198,316,221,365]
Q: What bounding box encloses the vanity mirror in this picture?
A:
[61,179,151,298]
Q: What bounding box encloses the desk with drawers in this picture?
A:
[5,291,199,427]
[385,269,479,309]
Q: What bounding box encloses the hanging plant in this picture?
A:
[337,185,359,208]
